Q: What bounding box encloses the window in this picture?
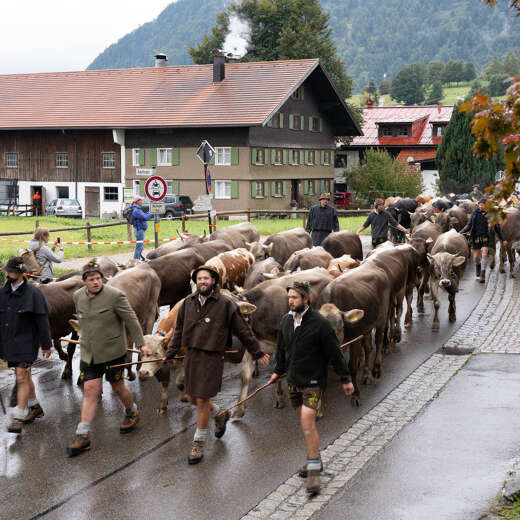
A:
[56,153,69,168]
[307,150,315,165]
[215,147,231,166]
[255,148,264,165]
[255,182,264,198]
[215,180,231,199]
[292,86,304,100]
[104,186,119,201]
[397,126,409,136]
[323,151,331,166]
[6,152,18,168]
[273,181,283,197]
[434,125,445,137]
[310,116,321,132]
[57,186,69,198]
[293,114,301,130]
[274,149,282,165]
[308,180,317,196]
[271,113,282,128]
[322,180,331,193]
[103,152,116,169]
[132,149,141,167]
[382,126,393,137]
[290,149,300,165]
[157,148,172,166]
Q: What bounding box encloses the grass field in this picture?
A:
[0,215,369,263]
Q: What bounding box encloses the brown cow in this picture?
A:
[243,257,283,289]
[202,248,255,290]
[427,229,469,330]
[327,254,361,278]
[263,228,312,265]
[416,194,433,205]
[321,230,363,261]
[178,239,232,262]
[57,256,120,281]
[246,241,273,261]
[209,222,260,249]
[283,246,333,272]
[146,231,204,260]
[499,207,520,277]
[410,204,436,231]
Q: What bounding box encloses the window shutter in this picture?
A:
[150,148,157,166]
[282,181,287,196]
[304,150,309,165]
[331,151,335,165]
[231,148,239,165]
[301,86,305,100]
[319,118,323,132]
[309,116,313,131]
[279,113,284,129]
[139,149,145,166]
[172,148,179,166]
[172,180,179,194]
[289,114,294,130]
[300,115,305,131]
[271,181,276,195]
[271,149,276,165]
[251,182,256,198]
[231,180,239,199]
[264,181,269,197]
[264,148,269,165]
[251,148,257,165]
[283,149,288,165]
[320,151,325,165]
[139,182,145,196]
[303,180,309,195]
[320,179,326,194]
[299,150,304,165]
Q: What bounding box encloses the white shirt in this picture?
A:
[10,279,24,292]
[289,306,309,331]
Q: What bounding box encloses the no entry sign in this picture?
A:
[145,176,167,202]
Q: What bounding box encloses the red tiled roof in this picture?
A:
[397,149,437,163]
[0,59,324,130]
[350,105,454,146]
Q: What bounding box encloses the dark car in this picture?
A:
[45,198,83,218]
[142,195,193,219]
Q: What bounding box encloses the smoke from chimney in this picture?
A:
[223,15,251,58]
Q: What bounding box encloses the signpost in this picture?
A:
[196,140,216,233]
[145,176,167,248]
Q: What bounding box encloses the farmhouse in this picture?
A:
[0,53,361,216]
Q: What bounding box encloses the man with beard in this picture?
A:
[163,265,270,464]
[268,281,354,495]
[0,256,52,434]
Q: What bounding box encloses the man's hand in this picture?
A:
[269,372,280,384]
[258,353,270,366]
[343,382,354,396]
[41,349,51,359]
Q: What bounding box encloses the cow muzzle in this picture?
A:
[439,278,451,288]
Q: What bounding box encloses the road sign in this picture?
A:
[206,167,212,193]
[193,194,213,212]
[145,176,167,202]
[150,202,165,214]
[123,188,134,203]
[196,140,216,165]
[136,168,155,176]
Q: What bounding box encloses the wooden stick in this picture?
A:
[60,338,80,345]
[127,349,141,354]
[340,335,364,351]
[0,392,5,415]
[110,358,165,369]
[216,376,285,417]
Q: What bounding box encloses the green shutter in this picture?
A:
[271,149,276,165]
[264,181,269,197]
[172,180,179,194]
[251,182,256,198]
[251,148,257,165]
[279,113,284,129]
[289,114,294,129]
[150,148,157,166]
[299,150,304,165]
[301,86,305,100]
[231,147,239,165]
[304,150,309,165]
[331,151,335,165]
[264,148,269,165]
[172,148,179,166]
[139,181,145,196]
[267,118,273,128]
[300,115,305,131]
[282,181,287,196]
[139,149,145,166]
[309,116,313,131]
[283,149,288,165]
[320,179,326,193]
[303,180,309,195]
[319,118,323,132]
[320,151,325,165]
[231,180,239,199]
[271,181,276,196]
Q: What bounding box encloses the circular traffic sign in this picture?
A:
[145,176,167,201]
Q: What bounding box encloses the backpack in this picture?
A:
[19,247,48,275]
[123,206,134,225]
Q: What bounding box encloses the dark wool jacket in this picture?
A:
[0,279,52,362]
[305,205,340,233]
[460,208,505,242]
[165,287,263,360]
[274,306,351,389]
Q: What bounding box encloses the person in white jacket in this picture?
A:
[29,227,64,283]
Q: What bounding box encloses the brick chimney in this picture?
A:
[212,49,226,82]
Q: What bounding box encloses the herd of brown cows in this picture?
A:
[30,202,520,415]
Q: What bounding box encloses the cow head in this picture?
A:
[246,241,273,261]
[410,211,427,231]
[138,334,169,379]
[427,252,466,290]
[319,303,364,345]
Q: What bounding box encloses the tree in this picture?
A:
[481,55,505,80]
[486,74,509,96]
[470,79,484,95]
[390,63,427,105]
[379,79,391,95]
[463,61,477,82]
[365,78,377,95]
[189,0,353,99]
[427,60,446,85]
[444,60,465,84]
[436,102,504,194]
[348,149,423,198]
[424,81,444,105]
[503,52,520,76]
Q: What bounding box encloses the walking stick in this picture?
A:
[60,338,81,345]
[216,376,286,418]
[340,335,364,351]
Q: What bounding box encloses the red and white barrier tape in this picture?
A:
[0,237,179,246]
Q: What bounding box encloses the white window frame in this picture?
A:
[274,149,282,166]
[132,148,140,167]
[133,180,141,196]
[56,153,69,168]
[307,150,315,166]
[311,116,320,132]
[255,182,264,198]
[323,151,331,166]
[255,148,264,166]
[104,186,119,201]
[308,180,317,196]
[273,181,283,197]
[215,180,232,200]
[103,152,116,169]
[6,152,18,168]
[157,148,172,166]
[290,149,299,166]
[215,147,231,166]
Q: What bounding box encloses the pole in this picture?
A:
[203,162,212,235]
[154,214,159,249]
[86,221,92,252]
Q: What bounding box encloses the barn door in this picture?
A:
[85,186,100,218]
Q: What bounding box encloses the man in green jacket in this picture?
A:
[269,281,354,495]
[67,260,145,457]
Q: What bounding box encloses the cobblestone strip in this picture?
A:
[241,267,515,520]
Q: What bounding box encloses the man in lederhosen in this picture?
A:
[460,198,507,283]
[305,193,340,246]
[163,265,270,465]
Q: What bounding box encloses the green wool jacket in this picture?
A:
[73,285,144,364]
[274,306,351,389]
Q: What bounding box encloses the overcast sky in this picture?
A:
[0,0,173,74]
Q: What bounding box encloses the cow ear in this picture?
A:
[265,243,274,255]
[69,319,80,331]
[238,301,257,315]
[245,242,252,249]
[450,217,459,224]
[453,255,466,267]
[426,253,434,264]
[343,309,364,323]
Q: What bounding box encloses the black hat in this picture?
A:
[5,256,26,273]
[473,184,480,188]
[81,258,103,280]
[191,265,220,284]
[287,280,311,298]
[479,198,487,204]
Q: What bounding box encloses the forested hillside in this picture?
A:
[88,0,520,91]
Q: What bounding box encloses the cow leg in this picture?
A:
[361,335,373,385]
[430,280,440,331]
[253,360,259,378]
[349,340,362,406]
[175,363,188,402]
[372,326,385,379]
[508,245,516,277]
[499,242,506,273]
[233,350,255,418]
[154,364,171,415]
[125,349,136,381]
[275,379,286,410]
[62,340,77,381]
[54,338,69,361]
[404,283,414,328]
[393,294,404,343]
[448,290,457,323]
[416,270,429,313]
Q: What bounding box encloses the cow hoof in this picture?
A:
[500,268,505,274]
[233,407,245,418]
[176,383,185,391]
[127,371,136,382]
[393,335,401,344]
[362,375,373,385]
[510,273,516,279]
[432,324,440,331]
[449,314,456,323]
[61,370,72,381]
[274,401,285,410]
[351,396,361,407]
[417,306,425,314]
[372,369,381,379]
[404,321,411,329]
[157,408,167,415]
[57,351,68,362]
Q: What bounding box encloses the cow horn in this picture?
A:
[176,230,184,241]
[202,229,207,239]
[338,264,343,273]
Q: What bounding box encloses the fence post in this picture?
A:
[302,210,306,228]
[247,209,251,222]
[35,220,39,230]
[182,213,186,233]
[86,221,92,252]
[127,222,132,241]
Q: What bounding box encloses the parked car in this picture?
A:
[142,195,193,219]
[333,192,352,207]
[45,198,83,218]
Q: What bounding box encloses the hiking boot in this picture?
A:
[188,440,204,465]
[479,271,486,284]
[298,460,323,478]
[214,410,231,439]
[7,419,23,434]
[120,409,140,434]
[23,404,44,423]
[475,262,481,278]
[306,469,321,495]
[67,434,91,457]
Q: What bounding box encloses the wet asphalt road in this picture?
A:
[0,258,487,520]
